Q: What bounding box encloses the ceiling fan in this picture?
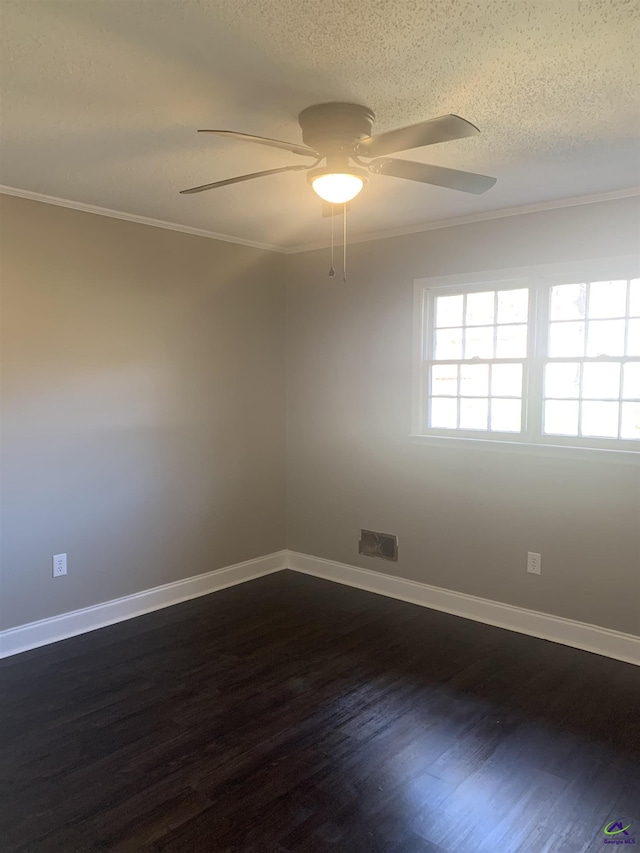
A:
[180,102,497,206]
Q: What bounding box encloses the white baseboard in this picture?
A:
[0,551,287,659]
[286,551,640,666]
[2,549,637,666]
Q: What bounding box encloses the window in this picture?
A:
[413,261,640,453]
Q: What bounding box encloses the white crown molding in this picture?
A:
[283,187,640,254]
[286,551,640,666]
[0,551,287,658]
[0,184,286,254]
[2,183,638,256]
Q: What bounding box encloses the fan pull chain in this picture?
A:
[328,205,335,277]
[343,202,347,282]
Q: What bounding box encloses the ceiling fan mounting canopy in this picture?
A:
[298,102,376,153]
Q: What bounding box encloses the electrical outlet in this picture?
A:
[527,552,541,575]
[52,553,67,578]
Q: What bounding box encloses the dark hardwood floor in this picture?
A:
[1,570,638,852]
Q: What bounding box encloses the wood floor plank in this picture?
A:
[1,570,638,852]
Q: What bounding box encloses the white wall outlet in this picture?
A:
[52,553,67,578]
[527,552,541,575]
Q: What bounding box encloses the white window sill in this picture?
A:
[409,434,640,465]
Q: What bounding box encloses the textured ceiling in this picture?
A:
[1,0,639,250]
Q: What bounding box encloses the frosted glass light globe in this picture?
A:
[311,173,364,204]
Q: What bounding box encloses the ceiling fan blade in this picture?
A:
[180,164,309,194]
[357,114,479,158]
[369,158,496,194]
[198,130,317,157]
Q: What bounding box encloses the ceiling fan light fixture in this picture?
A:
[308,167,367,204]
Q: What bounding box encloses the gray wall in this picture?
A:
[286,197,640,635]
[1,195,286,629]
[2,194,639,637]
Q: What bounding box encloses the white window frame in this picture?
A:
[412,258,640,456]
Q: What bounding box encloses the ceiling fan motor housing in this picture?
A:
[298,102,375,156]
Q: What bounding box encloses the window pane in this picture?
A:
[496,324,527,358]
[436,294,463,327]
[549,321,585,357]
[588,280,627,319]
[582,362,620,400]
[621,402,640,440]
[623,363,640,399]
[459,398,488,430]
[431,365,458,396]
[544,362,580,399]
[627,320,640,356]
[497,288,528,324]
[544,400,579,436]
[465,291,494,326]
[430,397,457,428]
[491,363,522,397]
[581,401,619,438]
[630,280,640,317]
[464,326,493,359]
[490,399,522,432]
[586,319,625,356]
[550,283,586,320]
[460,363,489,396]
[435,327,463,359]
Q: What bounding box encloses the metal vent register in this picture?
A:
[358,529,398,562]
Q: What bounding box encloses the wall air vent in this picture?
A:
[359,529,398,562]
